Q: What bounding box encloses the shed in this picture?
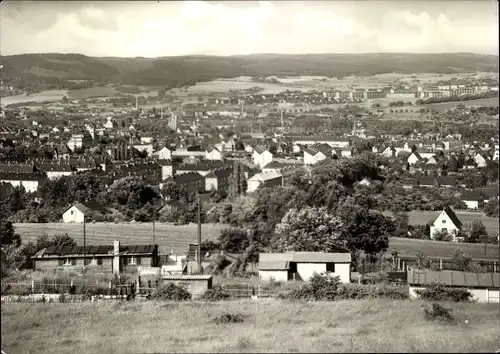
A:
[258,251,352,283]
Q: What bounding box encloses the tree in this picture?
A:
[452,250,479,272]
[484,199,499,217]
[393,211,410,237]
[337,205,394,256]
[68,172,106,203]
[465,220,488,244]
[272,207,346,252]
[51,233,77,247]
[227,162,247,199]
[62,95,69,104]
[433,229,453,242]
[0,220,21,247]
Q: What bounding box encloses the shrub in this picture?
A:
[423,303,455,323]
[212,312,244,325]
[415,283,472,302]
[200,285,231,301]
[337,283,409,300]
[150,283,192,301]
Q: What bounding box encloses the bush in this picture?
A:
[150,283,192,301]
[415,283,472,302]
[212,312,244,325]
[423,303,455,323]
[200,285,231,301]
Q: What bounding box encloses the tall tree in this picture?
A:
[272,207,346,252]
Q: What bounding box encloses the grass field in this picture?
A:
[14,223,228,255]
[383,210,500,238]
[67,86,118,99]
[14,217,499,262]
[2,300,499,353]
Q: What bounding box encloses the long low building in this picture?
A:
[407,269,499,303]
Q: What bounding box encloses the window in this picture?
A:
[326,263,335,272]
[64,258,76,266]
[128,256,137,265]
[70,210,74,215]
[442,219,446,224]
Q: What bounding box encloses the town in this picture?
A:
[1,1,499,353]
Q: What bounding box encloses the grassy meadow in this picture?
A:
[14,217,499,262]
[2,300,499,353]
[383,210,500,239]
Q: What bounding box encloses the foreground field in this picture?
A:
[2,300,499,353]
[14,222,228,254]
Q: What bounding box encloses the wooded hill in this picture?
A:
[1,52,498,90]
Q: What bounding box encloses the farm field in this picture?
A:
[67,86,118,99]
[2,300,499,353]
[14,223,228,255]
[0,90,67,106]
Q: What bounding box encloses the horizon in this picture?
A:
[2,52,499,59]
[1,1,498,57]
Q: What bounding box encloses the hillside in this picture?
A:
[1,53,498,90]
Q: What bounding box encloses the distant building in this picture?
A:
[246,171,283,193]
[62,201,107,223]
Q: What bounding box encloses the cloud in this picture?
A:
[0,1,497,56]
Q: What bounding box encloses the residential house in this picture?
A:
[460,190,484,210]
[155,147,172,160]
[162,172,205,194]
[436,176,456,188]
[157,159,174,180]
[408,270,499,303]
[303,147,329,165]
[474,153,489,168]
[252,147,273,168]
[62,201,108,223]
[258,251,352,283]
[31,240,158,274]
[206,147,223,161]
[429,207,463,241]
[204,168,232,193]
[339,147,352,158]
[40,163,73,180]
[407,152,423,165]
[0,172,46,193]
[358,177,373,187]
[140,136,154,144]
[247,171,283,193]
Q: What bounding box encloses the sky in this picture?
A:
[0,1,498,57]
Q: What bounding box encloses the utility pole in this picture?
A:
[83,216,87,271]
[197,194,202,271]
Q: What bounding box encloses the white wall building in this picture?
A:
[258,252,352,283]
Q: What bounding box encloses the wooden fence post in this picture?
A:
[494,261,497,273]
[439,258,443,270]
[31,280,35,294]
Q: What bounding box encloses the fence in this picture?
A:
[1,280,134,297]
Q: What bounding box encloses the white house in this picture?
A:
[429,207,463,241]
[252,148,273,168]
[206,147,223,161]
[474,153,489,168]
[0,173,45,193]
[460,191,484,210]
[258,251,352,283]
[156,147,172,160]
[408,270,499,303]
[62,202,107,223]
[303,148,327,165]
[407,152,423,165]
[246,171,283,193]
[140,136,154,144]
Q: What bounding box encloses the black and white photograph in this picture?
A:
[0,0,499,353]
